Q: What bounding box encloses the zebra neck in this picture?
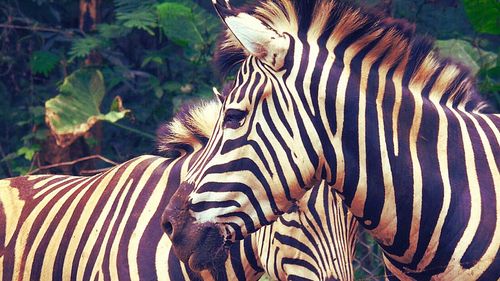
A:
[315,42,499,273]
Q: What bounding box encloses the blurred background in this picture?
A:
[0,0,497,279]
[0,0,497,178]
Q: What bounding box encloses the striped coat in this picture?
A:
[1,100,357,281]
[163,0,499,280]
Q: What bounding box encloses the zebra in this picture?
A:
[0,99,357,281]
[162,0,500,280]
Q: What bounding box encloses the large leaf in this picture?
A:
[156,2,203,47]
[435,39,498,75]
[463,0,500,35]
[45,69,130,147]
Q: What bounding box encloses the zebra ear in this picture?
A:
[213,0,288,70]
[212,87,224,104]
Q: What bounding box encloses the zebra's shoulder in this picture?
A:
[156,100,220,156]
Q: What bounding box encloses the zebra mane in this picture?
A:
[214,0,491,112]
[156,100,220,157]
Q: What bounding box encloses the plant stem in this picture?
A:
[0,23,74,36]
[28,154,118,175]
[107,121,155,140]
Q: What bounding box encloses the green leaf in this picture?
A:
[101,67,125,90]
[163,0,220,36]
[435,39,498,75]
[34,128,49,141]
[162,81,183,93]
[69,36,109,60]
[114,0,156,14]
[97,23,131,38]
[484,66,500,79]
[13,166,30,176]
[113,0,157,34]
[463,0,500,35]
[109,95,127,114]
[16,145,40,161]
[45,69,130,147]
[29,106,45,117]
[141,52,164,67]
[30,50,59,76]
[84,136,99,148]
[156,2,203,47]
[116,8,157,35]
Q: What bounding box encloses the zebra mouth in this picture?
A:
[169,218,229,272]
[162,182,231,271]
[187,242,229,272]
[184,226,230,272]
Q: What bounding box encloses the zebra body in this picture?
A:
[164,0,499,280]
[1,156,191,281]
[253,181,357,280]
[0,100,357,281]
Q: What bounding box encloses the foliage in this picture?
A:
[0,0,221,177]
[0,0,498,181]
[45,69,129,147]
[435,39,497,75]
[69,36,110,60]
[30,51,60,76]
[463,0,500,35]
[157,2,203,46]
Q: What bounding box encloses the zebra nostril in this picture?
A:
[161,207,180,238]
[163,220,174,237]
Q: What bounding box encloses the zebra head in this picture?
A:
[163,0,365,271]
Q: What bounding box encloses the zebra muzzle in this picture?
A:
[162,183,228,272]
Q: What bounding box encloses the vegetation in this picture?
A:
[0,0,497,178]
[0,0,222,176]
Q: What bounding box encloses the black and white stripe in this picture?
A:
[1,100,357,281]
[165,0,499,279]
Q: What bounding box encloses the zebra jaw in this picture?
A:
[162,182,230,272]
[186,222,229,272]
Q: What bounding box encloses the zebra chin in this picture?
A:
[162,183,230,272]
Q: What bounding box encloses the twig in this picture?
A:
[79,167,111,176]
[0,143,13,177]
[27,152,38,174]
[108,121,156,140]
[27,154,117,175]
[0,23,74,36]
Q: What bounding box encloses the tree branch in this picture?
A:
[0,23,74,36]
[79,167,111,176]
[27,154,117,175]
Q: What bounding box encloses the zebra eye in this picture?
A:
[223,109,247,129]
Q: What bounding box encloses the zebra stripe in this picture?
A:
[164,0,499,280]
[1,100,357,280]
